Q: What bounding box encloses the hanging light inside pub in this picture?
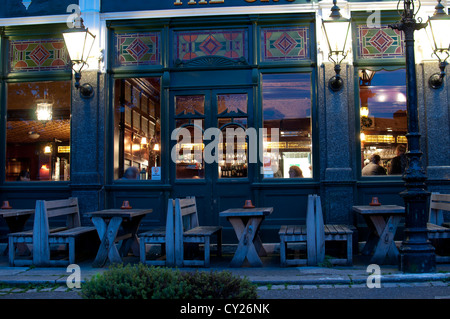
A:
[36,89,53,122]
[322,0,351,92]
[426,0,450,89]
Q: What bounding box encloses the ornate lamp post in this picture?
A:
[389,0,436,273]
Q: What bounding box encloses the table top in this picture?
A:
[219,207,273,218]
[85,208,153,218]
[0,208,34,218]
[352,205,405,215]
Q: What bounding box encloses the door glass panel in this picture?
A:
[359,69,407,176]
[217,93,248,179]
[262,73,312,178]
[175,95,205,116]
[218,120,248,179]
[217,94,247,115]
[174,95,205,179]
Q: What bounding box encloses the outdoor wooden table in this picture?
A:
[0,208,34,255]
[219,207,273,267]
[353,205,405,265]
[85,208,153,267]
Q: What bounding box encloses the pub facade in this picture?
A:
[1,0,449,243]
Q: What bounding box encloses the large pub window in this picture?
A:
[261,73,313,179]
[6,81,71,182]
[113,78,161,180]
[359,68,407,176]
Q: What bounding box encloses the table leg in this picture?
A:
[118,215,145,257]
[370,215,401,265]
[4,215,32,256]
[229,216,264,267]
[91,216,123,267]
[360,215,379,256]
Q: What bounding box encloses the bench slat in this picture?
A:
[184,226,222,237]
[44,198,78,210]
[49,226,96,237]
[47,206,79,218]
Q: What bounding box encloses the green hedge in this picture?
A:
[81,264,258,299]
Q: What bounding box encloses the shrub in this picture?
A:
[81,264,257,299]
[180,270,257,299]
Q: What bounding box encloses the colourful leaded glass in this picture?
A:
[261,27,309,62]
[357,25,405,59]
[115,32,161,66]
[9,39,70,72]
[174,29,247,61]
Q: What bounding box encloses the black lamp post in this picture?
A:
[389,0,436,273]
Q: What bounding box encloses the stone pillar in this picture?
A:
[420,61,450,189]
[69,0,105,222]
[319,62,355,224]
[69,71,105,222]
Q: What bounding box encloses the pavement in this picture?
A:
[0,243,449,288]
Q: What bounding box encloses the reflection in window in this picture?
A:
[174,96,205,179]
[262,73,312,179]
[6,81,71,181]
[114,78,161,180]
[359,69,407,176]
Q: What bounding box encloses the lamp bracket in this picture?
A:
[328,63,344,92]
[74,72,94,99]
[428,61,448,89]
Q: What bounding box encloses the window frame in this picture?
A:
[258,67,318,183]
[351,11,407,181]
[1,24,73,185]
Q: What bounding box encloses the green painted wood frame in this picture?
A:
[106,13,319,186]
[0,24,72,192]
[351,10,407,183]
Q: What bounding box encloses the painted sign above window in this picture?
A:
[101,0,307,13]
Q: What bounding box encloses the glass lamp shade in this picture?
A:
[360,106,369,117]
[62,27,96,73]
[36,100,53,121]
[359,69,376,86]
[427,15,450,60]
[322,19,351,64]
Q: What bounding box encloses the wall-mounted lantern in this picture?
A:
[427,0,450,89]
[322,0,351,92]
[62,16,96,98]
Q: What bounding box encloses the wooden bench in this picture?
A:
[427,193,450,263]
[8,198,97,266]
[139,199,176,266]
[174,197,222,267]
[279,194,353,267]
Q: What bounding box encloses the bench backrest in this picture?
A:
[176,197,199,231]
[429,193,450,226]
[33,197,80,266]
[173,196,198,267]
[44,197,81,228]
[305,194,325,265]
[165,199,176,267]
